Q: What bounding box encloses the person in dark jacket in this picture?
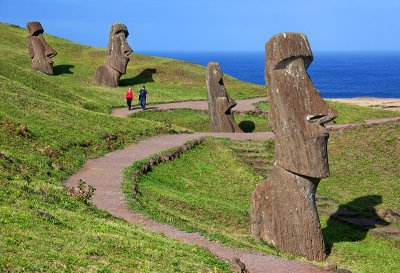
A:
[138,86,148,110]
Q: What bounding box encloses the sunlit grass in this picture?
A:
[132,109,270,132]
[253,100,399,124]
[124,130,400,272]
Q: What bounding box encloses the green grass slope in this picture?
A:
[254,101,400,124]
[0,23,235,271]
[132,109,270,132]
[0,22,266,115]
[124,128,400,273]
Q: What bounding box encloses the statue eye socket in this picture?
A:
[275,56,298,70]
[32,30,44,36]
[274,56,312,70]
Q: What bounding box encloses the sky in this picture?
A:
[1,0,400,52]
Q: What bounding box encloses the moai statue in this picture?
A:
[27,22,57,75]
[251,33,338,260]
[93,23,133,87]
[206,62,242,133]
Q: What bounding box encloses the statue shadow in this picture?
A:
[53,64,74,75]
[322,194,389,254]
[120,68,157,87]
[239,120,256,132]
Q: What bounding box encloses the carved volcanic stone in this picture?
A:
[251,33,337,260]
[93,23,133,87]
[206,62,242,133]
[27,22,57,75]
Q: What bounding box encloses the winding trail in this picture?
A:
[65,132,327,273]
[66,98,400,273]
[111,97,267,116]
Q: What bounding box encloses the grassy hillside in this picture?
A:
[0,22,244,271]
[0,22,266,115]
[132,109,270,132]
[1,21,399,272]
[254,101,400,124]
[124,130,400,273]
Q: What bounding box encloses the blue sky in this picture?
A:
[1,0,399,52]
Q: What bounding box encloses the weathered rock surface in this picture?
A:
[206,62,242,132]
[251,33,337,260]
[93,23,132,87]
[27,22,57,75]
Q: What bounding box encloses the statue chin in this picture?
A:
[32,58,54,75]
[107,56,129,75]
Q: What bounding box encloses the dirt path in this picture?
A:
[111,97,267,117]
[65,98,400,272]
[65,132,328,273]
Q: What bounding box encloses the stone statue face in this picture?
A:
[27,22,57,75]
[207,62,237,113]
[106,23,132,74]
[266,33,337,178]
[206,62,242,132]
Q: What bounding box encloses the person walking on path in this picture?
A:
[125,87,134,110]
[138,86,148,110]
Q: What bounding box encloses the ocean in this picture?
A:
[138,51,400,98]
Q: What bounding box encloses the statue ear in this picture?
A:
[107,39,112,55]
[28,38,34,58]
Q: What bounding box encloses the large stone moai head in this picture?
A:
[106,23,132,74]
[206,62,242,133]
[266,33,337,178]
[251,33,337,261]
[93,23,133,87]
[27,22,57,75]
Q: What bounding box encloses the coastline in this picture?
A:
[327,97,400,112]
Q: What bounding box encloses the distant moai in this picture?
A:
[93,23,133,87]
[27,22,57,75]
[206,62,242,133]
[251,33,338,260]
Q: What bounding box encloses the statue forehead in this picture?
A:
[208,62,222,76]
[266,32,313,69]
[27,22,44,36]
[110,23,129,37]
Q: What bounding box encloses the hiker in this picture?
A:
[138,86,148,110]
[125,87,134,110]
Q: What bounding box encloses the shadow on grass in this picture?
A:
[53,64,74,75]
[239,120,256,132]
[322,194,389,254]
[120,68,157,86]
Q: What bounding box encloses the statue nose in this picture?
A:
[42,39,57,58]
[306,114,336,126]
[287,58,338,123]
[122,43,133,55]
[46,47,57,58]
[305,78,338,124]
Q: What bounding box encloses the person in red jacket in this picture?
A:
[125,87,134,110]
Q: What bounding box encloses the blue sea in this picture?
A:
[138,51,400,98]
